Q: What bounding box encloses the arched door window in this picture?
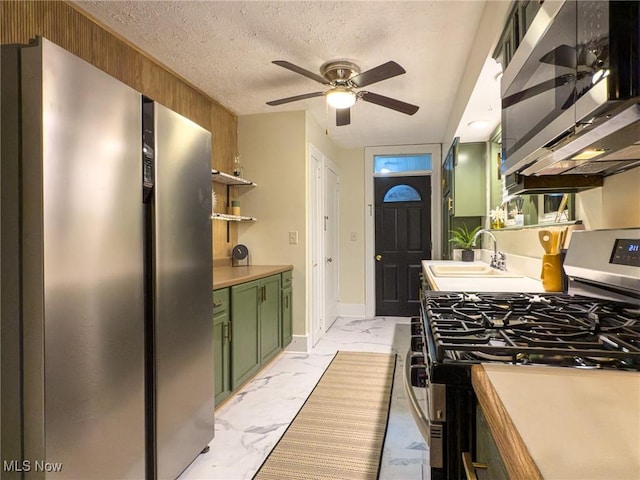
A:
[383,184,422,202]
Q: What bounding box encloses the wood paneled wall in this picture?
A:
[1,0,237,262]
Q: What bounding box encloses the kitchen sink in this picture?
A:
[428,264,523,278]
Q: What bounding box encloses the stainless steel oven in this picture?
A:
[405,228,640,480]
[405,302,476,480]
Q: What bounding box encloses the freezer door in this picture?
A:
[20,39,145,478]
[153,103,214,479]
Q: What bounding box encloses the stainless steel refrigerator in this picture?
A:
[1,37,214,479]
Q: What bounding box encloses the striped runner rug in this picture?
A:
[253,351,396,480]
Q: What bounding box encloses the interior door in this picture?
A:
[323,164,339,329]
[375,175,431,316]
[309,149,323,346]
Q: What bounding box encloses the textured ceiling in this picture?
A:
[73,0,505,149]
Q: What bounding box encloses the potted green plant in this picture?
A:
[449,224,482,262]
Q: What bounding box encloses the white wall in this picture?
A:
[237,111,307,337]
[238,110,364,342]
[576,167,640,230]
[336,147,365,305]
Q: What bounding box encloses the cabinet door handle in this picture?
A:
[227,322,232,343]
[213,300,223,308]
[284,296,288,309]
[461,452,487,480]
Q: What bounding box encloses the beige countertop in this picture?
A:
[472,363,640,480]
[213,265,293,290]
[422,260,546,292]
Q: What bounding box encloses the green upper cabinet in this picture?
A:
[281,270,292,348]
[493,0,543,71]
[454,142,487,217]
[259,274,281,365]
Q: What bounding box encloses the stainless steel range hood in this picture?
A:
[505,100,640,195]
[500,0,640,196]
[520,101,640,176]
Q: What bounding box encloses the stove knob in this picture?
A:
[410,365,427,388]
[410,336,424,352]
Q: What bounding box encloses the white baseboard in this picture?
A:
[339,303,366,317]
[287,334,310,353]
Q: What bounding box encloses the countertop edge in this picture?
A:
[423,261,440,291]
[213,265,293,290]
[471,365,543,480]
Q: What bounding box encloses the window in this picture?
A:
[383,185,422,202]
[374,154,432,174]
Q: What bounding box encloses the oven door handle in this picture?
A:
[403,349,430,444]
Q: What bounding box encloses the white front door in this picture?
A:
[323,163,339,330]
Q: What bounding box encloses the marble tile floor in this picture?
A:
[178,316,427,480]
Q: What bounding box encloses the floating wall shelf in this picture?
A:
[211,169,257,242]
[211,169,257,187]
[211,213,257,222]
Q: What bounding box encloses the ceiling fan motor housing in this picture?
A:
[320,60,360,83]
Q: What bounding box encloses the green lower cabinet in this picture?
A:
[213,288,231,405]
[259,274,282,364]
[281,270,293,348]
[222,270,292,396]
[231,279,261,390]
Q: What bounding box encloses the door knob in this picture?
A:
[326,257,333,263]
[375,254,382,261]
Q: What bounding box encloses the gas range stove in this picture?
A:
[424,291,640,370]
[405,228,640,480]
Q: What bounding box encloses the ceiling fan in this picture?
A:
[266,60,419,126]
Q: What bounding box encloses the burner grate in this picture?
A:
[424,291,640,370]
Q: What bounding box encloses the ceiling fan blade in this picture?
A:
[266,91,324,106]
[336,108,351,126]
[350,61,406,88]
[272,60,329,85]
[360,91,419,115]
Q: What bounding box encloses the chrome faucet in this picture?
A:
[472,229,506,271]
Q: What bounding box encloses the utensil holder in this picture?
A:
[541,253,562,292]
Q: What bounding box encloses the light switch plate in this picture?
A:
[288,231,298,244]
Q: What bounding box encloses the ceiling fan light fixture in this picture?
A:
[326,87,356,109]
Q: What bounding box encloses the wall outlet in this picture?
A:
[288,231,298,244]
